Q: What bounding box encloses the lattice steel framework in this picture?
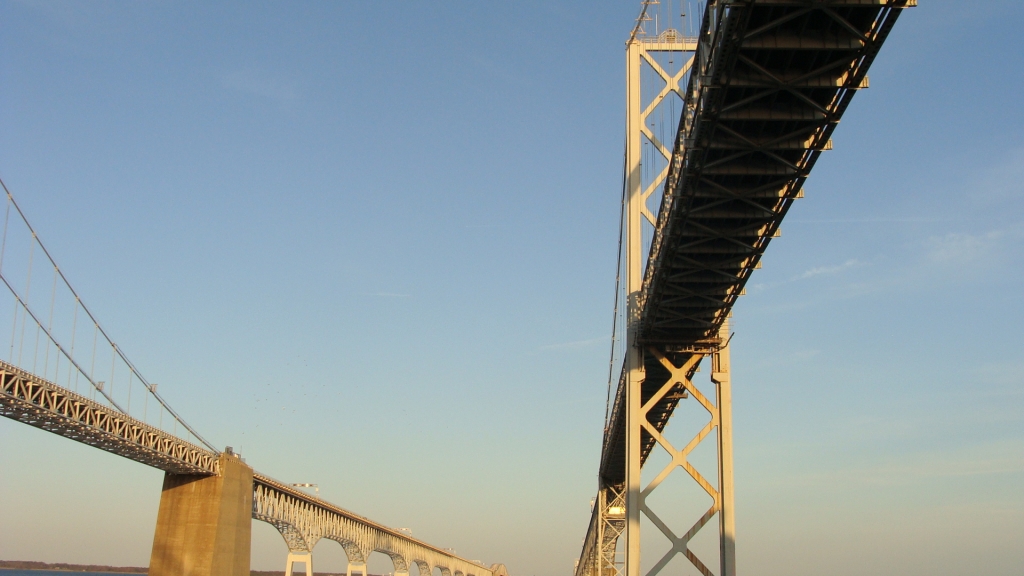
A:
[578,1,913,576]
[0,359,219,474]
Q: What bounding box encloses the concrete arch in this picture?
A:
[412,560,431,576]
[490,564,509,576]
[374,549,409,573]
[252,478,501,576]
[323,535,368,564]
[263,519,313,553]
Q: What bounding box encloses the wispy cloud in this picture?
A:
[466,54,532,90]
[752,348,820,369]
[923,229,1017,266]
[223,68,301,103]
[13,0,85,27]
[793,259,862,280]
[976,147,1024,204]
[789,217,952,223]
[540,337,605,351]
[749,258,864,295]
[849,449,1024,486]
[364,292,411,298]
[976,361,1024,396]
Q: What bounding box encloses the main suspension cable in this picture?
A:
[0,177,218,453]
[604,142,629,434]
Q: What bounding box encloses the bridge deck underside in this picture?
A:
[600,0,908,486]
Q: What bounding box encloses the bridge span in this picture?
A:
[0,327,503,576]
[0,168,509,575]
[576,2,913,576]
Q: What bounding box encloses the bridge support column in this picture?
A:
[623,34,644,576]
[597,485,625,576]
[632,320,736,576]
[149,452,254,576]
[286,551,314,576]
[348,562,369,576]
[713,320,736,576]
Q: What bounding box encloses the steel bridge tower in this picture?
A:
[580,2,914,576]
[578,7,736,576]
[622,22,736,576]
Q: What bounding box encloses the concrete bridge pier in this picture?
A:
[148,451,254,576]
[348,561,370,576]
[285,551,314,576]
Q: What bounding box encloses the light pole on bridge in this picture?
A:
[291,482,319,496]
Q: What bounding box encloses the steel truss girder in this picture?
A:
[0,359,218,475]
[576,486,626,576]
[641,0,911,343]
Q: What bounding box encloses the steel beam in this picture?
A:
[0,359,218,475]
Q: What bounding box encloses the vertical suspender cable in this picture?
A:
[69,301,79,392]
[19,239,35,366]
[1,197,13,363]
[89,323,98,400]
[43,266,57,379]
[109,343,117,408]
[0,178,218,452]
[126,368,133,414]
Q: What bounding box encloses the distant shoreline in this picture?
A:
[0,561,145,574]
[0,562,373,576]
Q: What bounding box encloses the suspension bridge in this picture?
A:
[0,1,912,575]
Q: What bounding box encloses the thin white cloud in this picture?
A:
[854,449,1024,486]
[749,258,864,295]
[923,230,1008,266]
[540,337,605,351]
[976,147,1024,204]
[752,348,820,369]
[976,361,1024,396]
[223,68,300,103]
[13,0,83,26]
[793,258,861,280]
[789,217,952,223]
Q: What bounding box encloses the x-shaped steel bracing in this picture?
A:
[637,44,695,229]
[639,347,723,576]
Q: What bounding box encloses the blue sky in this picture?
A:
[1,2,1022,576]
